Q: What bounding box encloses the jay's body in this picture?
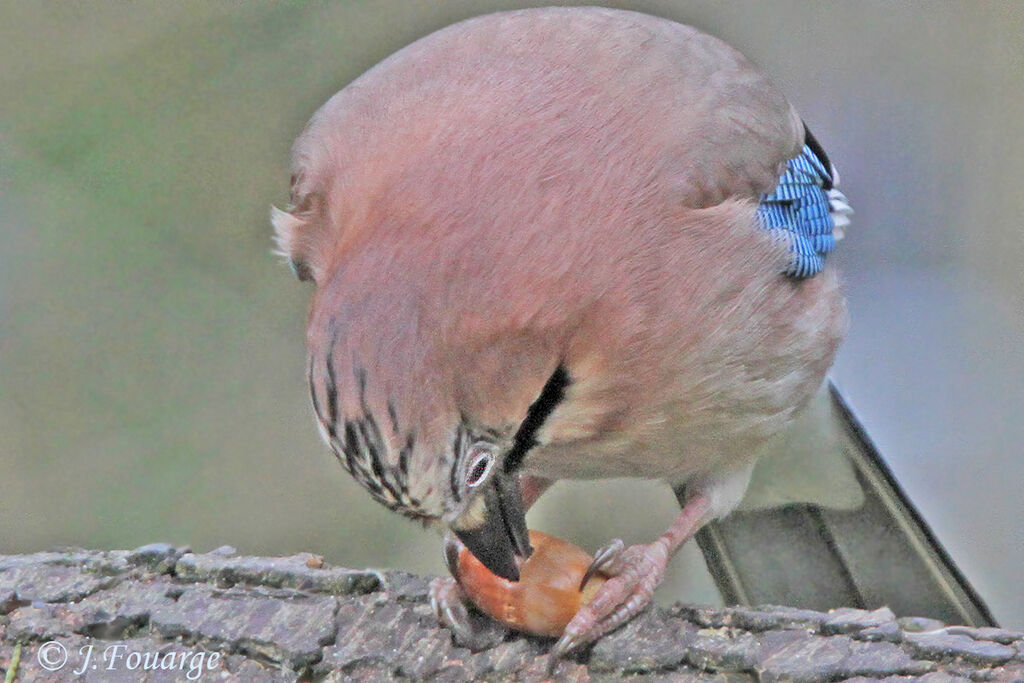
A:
[275,7,848,658]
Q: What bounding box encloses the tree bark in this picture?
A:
[2,545,1021,681]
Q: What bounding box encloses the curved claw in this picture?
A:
[552,539,669,671]
[429,576,508,651]
[550,630,581,662]
[546,618,603,676]
[429,577,471,641]
[579,538,625,590]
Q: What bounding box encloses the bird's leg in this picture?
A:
[430,474,554,648]
[550,491,715,662]
[429,539,509,650]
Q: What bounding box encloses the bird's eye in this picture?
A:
[465,448,493,488]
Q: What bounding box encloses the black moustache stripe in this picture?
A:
[504,364,570,473]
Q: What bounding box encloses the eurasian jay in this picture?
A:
[273,7,854,657]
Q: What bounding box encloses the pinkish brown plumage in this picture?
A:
[274,6,847,662]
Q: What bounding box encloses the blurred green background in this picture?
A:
[2,2,1022,626]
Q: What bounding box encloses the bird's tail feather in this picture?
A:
[690,382,996,627]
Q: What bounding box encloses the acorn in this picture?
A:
[455,530,607,637]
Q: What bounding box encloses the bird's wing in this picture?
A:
[756,127,853,278]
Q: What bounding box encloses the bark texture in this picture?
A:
[1,545,1022,681]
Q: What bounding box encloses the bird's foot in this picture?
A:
[429,576,508,651]
[548,537,669,670]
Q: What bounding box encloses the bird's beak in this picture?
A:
[453,471,532,582]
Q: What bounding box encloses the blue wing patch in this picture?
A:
[757,143,848,279]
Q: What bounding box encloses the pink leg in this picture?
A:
[549,491,715,664]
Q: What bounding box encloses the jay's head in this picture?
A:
[286,265,572,580]
[273,80,582,578]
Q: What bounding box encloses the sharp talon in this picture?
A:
[550,632,578,661]
[443,603,461,628]
[580,538,624,590]
[430,574,509,651]
[561,538,672,657]
[579,563,601,591]
[444,603,473,643]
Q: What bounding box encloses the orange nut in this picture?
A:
[455,530,607,637]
